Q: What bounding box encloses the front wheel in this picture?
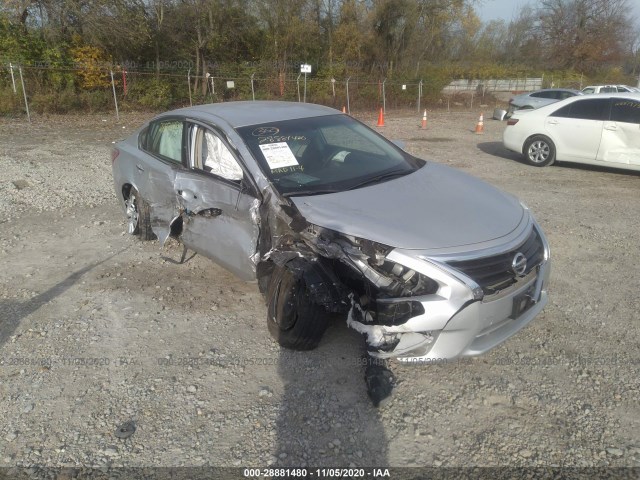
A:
[265,262,331,351]
[524,135,556,167]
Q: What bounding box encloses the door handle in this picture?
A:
[547,120,559,125]
[177,189,198,200]
[135,165,144,172]
[604,125,618,131]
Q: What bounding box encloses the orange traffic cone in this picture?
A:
[475,112,484,134]
[342,106,346,113]
[421,109,427,129]
[377,108,385,127]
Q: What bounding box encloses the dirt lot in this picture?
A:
[1,107,639,473]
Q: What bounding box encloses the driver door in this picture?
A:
[174,123,260,280]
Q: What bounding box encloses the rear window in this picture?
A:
[557,91,577,100]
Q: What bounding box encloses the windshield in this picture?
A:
[236,114,424,196]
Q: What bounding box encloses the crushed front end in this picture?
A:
[297,214,550,363]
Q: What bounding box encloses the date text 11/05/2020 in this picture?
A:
[243,468,390,478]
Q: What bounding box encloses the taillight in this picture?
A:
[507,119,519,126]
[111,148,120,164]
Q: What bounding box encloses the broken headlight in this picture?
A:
[372,260,440,297]
[303,224,439,297]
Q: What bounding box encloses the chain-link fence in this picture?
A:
[1,61,549,121]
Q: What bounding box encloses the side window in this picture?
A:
[582,88,595,94]
[191,126,243,182]
[551,99,609,120]
[601,87,616,93]
[552,104,572,117]
[557,91,575,100]
[610,100,640,124]
[530,92,545,98]
[146,119,184,164]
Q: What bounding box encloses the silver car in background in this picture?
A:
[111,101,551,365]
[582,85,639,94]
[507,88,582,117]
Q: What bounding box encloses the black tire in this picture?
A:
[523,135,556,167]
[265,262,331,351]
[125,188,156,241]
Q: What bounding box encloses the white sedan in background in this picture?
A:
[503,93,640,170]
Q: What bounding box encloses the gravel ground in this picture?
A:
[1,108,639,473]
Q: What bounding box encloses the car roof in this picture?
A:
[157,101,341,128]
[542,88,580,92]
[513,92,640,117]
[571,92,640,99]
[538,92,640,110]
[522,88,580,94]
[582,85,626,89]
[514,88,581,98]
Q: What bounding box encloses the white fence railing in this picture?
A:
[444,78,543,93]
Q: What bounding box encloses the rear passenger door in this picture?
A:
[547,98,609,161]
[138,117,185,242]
[598,98,640,166]
[173,122,260,280]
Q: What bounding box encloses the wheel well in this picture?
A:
[169,215,183,238]
[258,257,350,313]
[122,184,133,201]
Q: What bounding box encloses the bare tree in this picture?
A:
[538,0,635,72]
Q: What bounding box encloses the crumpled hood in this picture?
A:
[290,162,525,250]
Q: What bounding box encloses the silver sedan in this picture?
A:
[507,88,583,117]
[112,101,550,375]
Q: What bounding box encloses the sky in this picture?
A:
[476,0,531,22]
[477,0,640,23]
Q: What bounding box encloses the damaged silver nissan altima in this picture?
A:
[112,101,550,391]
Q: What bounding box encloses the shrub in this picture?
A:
[0,87,23,115]
[127,78,173,110]
[30,89,82,114]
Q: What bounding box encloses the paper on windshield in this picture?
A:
[259,142,299,169]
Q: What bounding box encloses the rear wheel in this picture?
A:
[265,262,331,351]
[524,135,556,167]
[124,188,156,240]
